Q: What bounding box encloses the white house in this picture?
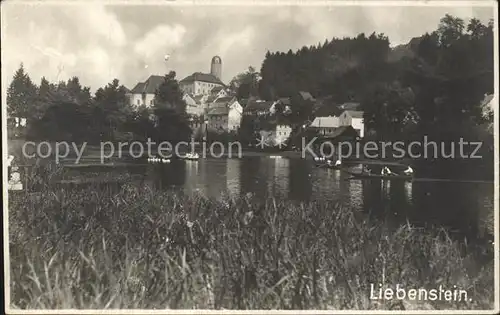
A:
[258,124,293,147]
[275,124,292,145]
[207,97,243,132]
[338,110,364,138]
[129,75,164,107]
[180,72,225,96]
[179,57,226,96]
[310,116,340,136]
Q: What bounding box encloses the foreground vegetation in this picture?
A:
[8,182,494,310]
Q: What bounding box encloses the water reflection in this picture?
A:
[132,157,492,241]
[226,158,240,196]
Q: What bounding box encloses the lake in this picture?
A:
[68,156,494,243]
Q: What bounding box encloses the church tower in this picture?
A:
[210,56,222,80]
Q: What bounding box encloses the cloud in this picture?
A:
[70,5,127,47]
[1,3,495,99]
[134,24,187,59]
[217,26,256,58]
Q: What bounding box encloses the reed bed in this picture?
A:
[8,183,494,310]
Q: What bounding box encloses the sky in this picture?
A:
[1,1,495,97]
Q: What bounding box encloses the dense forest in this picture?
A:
[230,15,495,145]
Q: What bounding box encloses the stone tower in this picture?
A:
[210,56,222,80]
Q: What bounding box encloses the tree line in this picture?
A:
[7,68,192,144]
[233,14,493,140]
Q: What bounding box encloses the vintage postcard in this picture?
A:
[2,0,498,313]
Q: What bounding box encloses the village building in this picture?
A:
[297,91,315,102]
[182,93,205,116]
[259,122,292,147]
[179,56,225,96]
[290,91,315,109]
[310,116,340,136]
[258,123,293,148]
[270,97,292,115]
[206,97,243,133]
[193,94,208,106]
[128,75,164,107]
[275,124,293,145]
[239,98,249,108]
[338,110,365,138]
[243,99,274,116]
[210,86,228,99]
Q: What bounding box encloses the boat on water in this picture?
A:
[341,168,413,181]
[181,152,200,161]
[314,157,343,169]
[147,156,171,164]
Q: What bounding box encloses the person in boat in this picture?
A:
[362,165,371,174]
[335,159,342,167]
[403,165,413,176]
[381,166,394,176]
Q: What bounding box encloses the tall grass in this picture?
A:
[9,183,494,310]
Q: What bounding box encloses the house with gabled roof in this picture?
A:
[179,56,227,96]
[310,116,340,137]
[209,96,236,109]
[243,99,274,116]
[129,75,165,107]
[298,91,315,102]
[206,97,243,133]
[210,86,228,99]
[183,93,205,116]
[269,98,292,115]
[179,72,225,96]
[339,110,365,138]
[193,94,208,105]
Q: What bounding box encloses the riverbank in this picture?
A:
[8,183,494,310]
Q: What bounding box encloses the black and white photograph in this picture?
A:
[2,0,498,312]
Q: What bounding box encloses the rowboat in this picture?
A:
[342,169,413,181]
[314,157,342,169]
[181,152,200,161]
